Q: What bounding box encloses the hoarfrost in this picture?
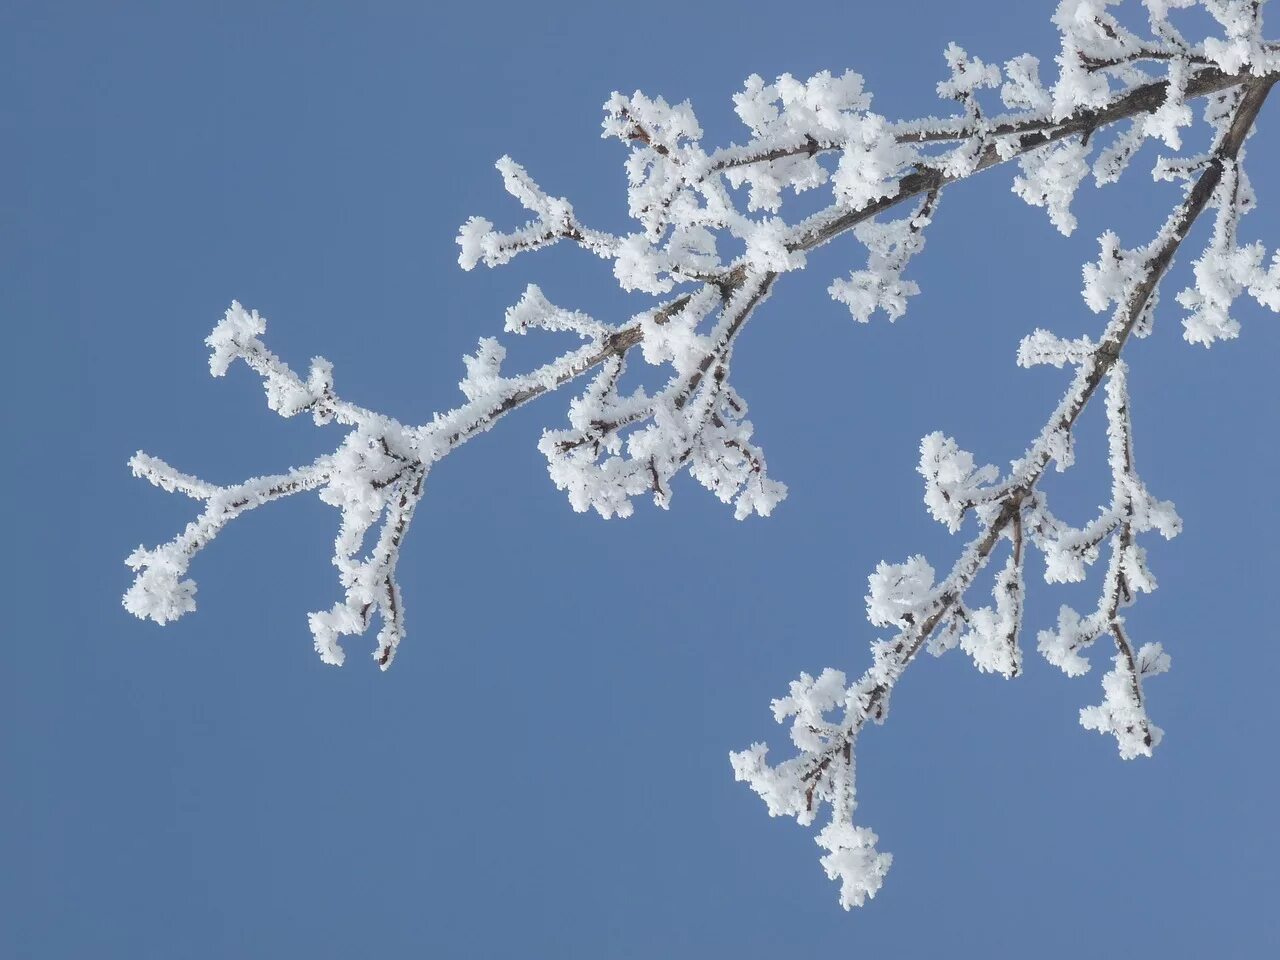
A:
[128,0,1279,912]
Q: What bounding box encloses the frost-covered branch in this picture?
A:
[734,60,1276,908]
[129,0,1280,912]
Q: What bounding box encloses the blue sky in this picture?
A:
[5,1,1279,956]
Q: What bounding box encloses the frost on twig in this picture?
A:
[127,303,426,668]
[1034,361,1181,756]
[129,0,1279,913]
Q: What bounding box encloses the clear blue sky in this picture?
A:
[5,1,1278,956]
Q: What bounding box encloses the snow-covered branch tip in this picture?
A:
[129,0,1279,913]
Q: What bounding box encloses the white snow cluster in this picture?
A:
[866,556,936,629]
[1178,159,1280,344]
[727,71,868,212]
[958,552,1026,678]
[1079,643,1171,758]
[829,197,936,323]
[1013,136,1090,235]
[815,821,894,911]
[917,431,1000,533]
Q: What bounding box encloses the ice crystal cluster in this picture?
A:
[128,0,1280,909]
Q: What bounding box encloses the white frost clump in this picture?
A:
[918,432,998,533]
[866,555,935,628]
[638,289,715,375]
[1177,162,1280,345]
[1142,59,1192,149]
[730,473,789,521]
[729,742,810,821]
[745,217,807,274]
[733,69,870,142]
[613,234,676,295]
[1082,231,1144,313]
[601,90,703,153]
[122,546,198,625]
[936,43,1001,102]
[455,216,493,271]
[458,338,507,402]
[1202,0,1268,73]
[1037,605,1096,677]
[1079,645,1169,759]
[1049,0,1119,119]
[207,301,265,376]
[1250,250,1280,311]
[307,604,363,667]
[771,668,849,752]
[829,203,933,323]
[1000,53,1051,111]
[958,554,1024,678]
[728,70,874,213]
[815,822,893,910]
[1012,137,1090,235]
[833,114,916,210]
